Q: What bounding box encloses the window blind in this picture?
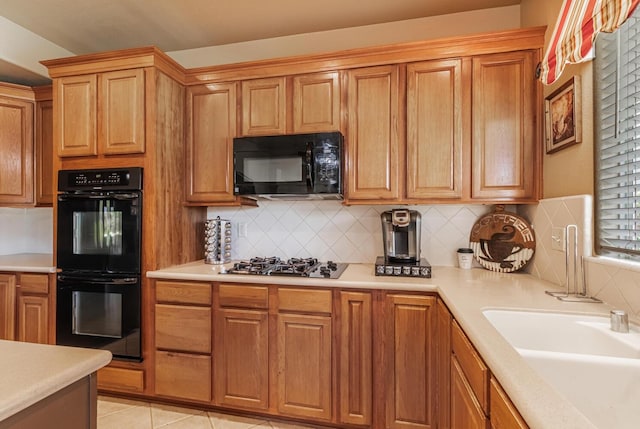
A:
[595,12,640,258]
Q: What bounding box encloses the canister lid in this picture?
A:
[457,248,474,253]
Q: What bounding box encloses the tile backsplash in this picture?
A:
[0,208,53,255]
[208,201,493,266]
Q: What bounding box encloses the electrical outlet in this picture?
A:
[238,222,248,238]
[551,226,566,251]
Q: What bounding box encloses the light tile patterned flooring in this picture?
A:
[97,396,321,429]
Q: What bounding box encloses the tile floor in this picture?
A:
[97,396,322,429]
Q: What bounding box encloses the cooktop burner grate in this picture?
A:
[225,257,347,279]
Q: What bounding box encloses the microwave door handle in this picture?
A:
[306,142,314,190]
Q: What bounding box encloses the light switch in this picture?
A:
[551,226,566,251]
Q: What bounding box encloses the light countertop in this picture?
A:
[0,253,55,273]
[0,340,111,421]
[148,260,617,429]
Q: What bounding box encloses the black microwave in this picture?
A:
[233,131,343,200]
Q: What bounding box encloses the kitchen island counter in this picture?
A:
[0,253,55,273]
[0,340,111,425]
[148,260,612,429]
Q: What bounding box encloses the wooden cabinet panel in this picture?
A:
[277,288,332,314]
[0,96,34,205]
[155,280,212,305]
[452,321,489,413]
[436,299,452,429]
[186,83,237,203]
[292,71,340,133]
[339,291,372,426]
[214,308,269,410]
[471,51,538,200]
[346,65,402,201]
[490,377,528,429]
[241,77,286,135]
[55,74,97,157]
[0,274,16,340]
[98,69,145,155]
[17,295,48,344]
[406,59,464,200]
[219,284,268,309]
[35,99,53,205]
[385,294,436,429]
[155,304,211,353]
[451,356,489,429]
[19,273,49,294]
[155,350,212,402]
[97,366,144,393]
[277,313,332,420]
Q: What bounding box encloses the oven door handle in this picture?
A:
[58,192,139,201]
[57,274,139,285]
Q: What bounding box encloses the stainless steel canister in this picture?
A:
[204,216,232,264]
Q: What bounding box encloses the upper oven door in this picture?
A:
[56,191,142,273]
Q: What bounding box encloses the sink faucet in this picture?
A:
[610,310,629,333]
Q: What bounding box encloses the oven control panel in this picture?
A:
[58,168,143,191]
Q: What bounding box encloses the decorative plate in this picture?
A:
[469,205,536,273]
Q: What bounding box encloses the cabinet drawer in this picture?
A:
[97,366,144,393]
[490,377,528,429]
[19,273,49,294]
[155,304,211,353]
[452,321,489,414]
[278,288,332,314]
[219,283,268,309]
[156,280,211,305]
[155,350,212,402]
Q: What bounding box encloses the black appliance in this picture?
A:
[233,131,343,199]
[225,257,348,279]
[56,167,143,361]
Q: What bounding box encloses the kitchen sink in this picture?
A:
[482,309,640,429]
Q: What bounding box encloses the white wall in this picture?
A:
[0,208,53,255]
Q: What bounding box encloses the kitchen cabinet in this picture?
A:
[154,280,212,403]
[471,50,539,201]
[451,356,489,429]
[241,77,286,136]
[276,287,333,421]
[34,90,53,206]
[385,294,436,429]
[339,291,372,426]
[436,298,452,429]
[214,284,269,411]
[490,377,529,429]
[346,65,402,201]
[292,71,341,133]
[185,82,238,204]
[0,92,34,206]
[0,273,52,344]
[54,68,145,157]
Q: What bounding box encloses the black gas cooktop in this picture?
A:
[225,257,348,279]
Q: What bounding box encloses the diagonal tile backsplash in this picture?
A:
[207,202,493,266]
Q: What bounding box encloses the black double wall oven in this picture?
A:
[56,167,143,361]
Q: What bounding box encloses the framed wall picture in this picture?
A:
[545,75,582,154]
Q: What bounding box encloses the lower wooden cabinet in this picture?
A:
[97,366,145,393]
[155,350,212,402]
[451,356,489,429]
[0,272,52,344]
[490,377,529,429]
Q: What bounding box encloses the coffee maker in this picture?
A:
[376,209,431,278]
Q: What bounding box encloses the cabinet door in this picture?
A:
[98,69,145,155]
[186,83,237,203]
[55,74,97,157]
[0,96,34,205]
[339,291,372,426]
[406,59,464,200]
[241,77,286,135]
[17,294,48,344]
[451,357,489,429]
[0,274,16,340]
[277,313,332,420]
[490,377,528,429]
[214,308,269,410]
[472,51,538,200]
[292,71,340,133]
[35,99,53,205]
[155,350,212,402]
[155,304,211,353]
[436,299,453,429]
[346,65,401,201]
[386,294,436,429]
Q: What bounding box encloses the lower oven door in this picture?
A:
[56,273,141,361]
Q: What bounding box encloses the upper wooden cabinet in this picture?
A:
[54,69,145,157]
[292,71,341,133]
[186,83,238,203]
[471,51,539,201]
[241,77,286,136]
[35,96,53,206]
[346,65,402,201]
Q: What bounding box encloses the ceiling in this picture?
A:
[0,0,520,86]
